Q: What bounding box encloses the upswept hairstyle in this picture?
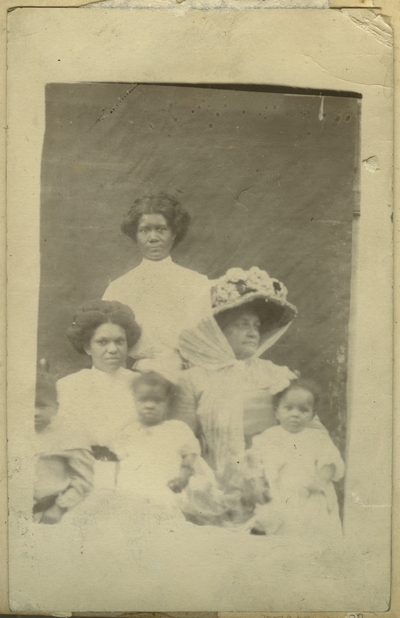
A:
[121,192,191,247]
[67,300,141,355]
[272,378,322,415]
[131,371,181,417]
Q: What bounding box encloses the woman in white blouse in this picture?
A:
[55,300,141,456]
[102,193,211,370]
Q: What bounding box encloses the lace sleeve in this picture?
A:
[266,362,297,395]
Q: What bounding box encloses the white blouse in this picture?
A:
[55,367,138,448]
[103,256,211,362]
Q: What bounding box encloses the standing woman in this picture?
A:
[102,193,211,370]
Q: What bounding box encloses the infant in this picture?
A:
[249,379,345,540]
[113,371,202,517]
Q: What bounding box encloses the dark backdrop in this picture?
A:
[39,83,360,447]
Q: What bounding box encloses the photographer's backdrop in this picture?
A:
[39,83,360,449]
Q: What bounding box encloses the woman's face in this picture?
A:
[221,309,261,360]
[84,323,128,373]
[136,213,175,261]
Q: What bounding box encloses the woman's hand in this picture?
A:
[137,349,157,360]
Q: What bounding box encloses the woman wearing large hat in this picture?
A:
[177,267,325,500]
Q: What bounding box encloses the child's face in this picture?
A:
[134,383,169,426]
[275,388,314,433]
[35,405,55,432]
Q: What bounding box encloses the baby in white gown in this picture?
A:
[249,379,345,541]
[112,371,201,522]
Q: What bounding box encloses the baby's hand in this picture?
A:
[40,504,66,524]
[168,476,189,494]
[305,477,328,495]
[306,465,335,495]
[319,463,336,482]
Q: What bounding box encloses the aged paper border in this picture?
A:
[1,1,397,615]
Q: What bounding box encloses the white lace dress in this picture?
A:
[250,425,345,540]
[111,419,202,522]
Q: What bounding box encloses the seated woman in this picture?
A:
[102,193,211,370]
[177,267,326,498]
[54,300,141,487]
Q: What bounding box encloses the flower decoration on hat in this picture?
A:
[212,267,287,305]
[211,266,297,329]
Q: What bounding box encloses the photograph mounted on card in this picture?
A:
[6,7,393,613]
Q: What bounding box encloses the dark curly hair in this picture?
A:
[272,378,322,415]
[67,300,141,355]
[131,371,181,418]
[121,192,191,247]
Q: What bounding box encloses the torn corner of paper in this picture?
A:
[340,9,393,49]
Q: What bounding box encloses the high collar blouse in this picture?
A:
[103,257,211,361]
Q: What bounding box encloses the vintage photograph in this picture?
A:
[4,6,394,613]
[26,82,360,607]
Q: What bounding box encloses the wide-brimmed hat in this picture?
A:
[211,267,297,333]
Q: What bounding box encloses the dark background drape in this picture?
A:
[39,83,360,450]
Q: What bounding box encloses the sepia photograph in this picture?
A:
[5,8,393,614]
[33,81,357,604]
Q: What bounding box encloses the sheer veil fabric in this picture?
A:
[178,315,297,481]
